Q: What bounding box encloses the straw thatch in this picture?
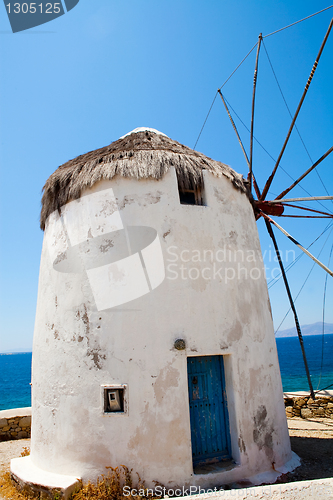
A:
[40,129,248,230]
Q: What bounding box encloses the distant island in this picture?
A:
[275,322,333,338]
[0,348,32,354]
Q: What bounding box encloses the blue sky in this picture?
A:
[0,1,332,351]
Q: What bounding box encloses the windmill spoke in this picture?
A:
[275,202,333,217]
[265,219,315,399]
[218,90,250,167]
[274,146,333,200]
[249,34,263,193]
[252,174,261,199]
[217,89,262,199]
[278,215,332,218]
[218,89,263,199]
[269,196,333,203]
[261,212,333,277]
[260,17,333,201]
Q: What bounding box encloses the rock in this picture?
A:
[314,407,325,416]
[17,431,28,439]
[0,418,8,428]
[19,416,31,428]
[301,408,312,419]
[2,426,10,432]
[296,398,306,407]
[327,402,333,409]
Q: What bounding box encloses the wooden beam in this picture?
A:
[265,219,316,399]
[260,17,333,201]
[261,212,333,277]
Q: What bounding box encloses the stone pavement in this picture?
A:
[177,478,333,499]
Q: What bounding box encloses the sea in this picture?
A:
[0,334,332,411]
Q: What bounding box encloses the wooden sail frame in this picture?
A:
[220,16,333,398]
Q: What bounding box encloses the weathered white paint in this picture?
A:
[11,456,80,499]
[61,187,123,246]
[14,157,293,490]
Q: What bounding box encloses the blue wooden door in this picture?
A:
[187,355,231,466]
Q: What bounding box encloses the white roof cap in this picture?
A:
[120,127,168,139]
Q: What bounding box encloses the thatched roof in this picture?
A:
[40,128,248,230]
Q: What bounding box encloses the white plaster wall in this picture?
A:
[31,167,291,488]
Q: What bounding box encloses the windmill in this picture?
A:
[212,14,333,399]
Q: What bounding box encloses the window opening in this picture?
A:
[176,175,205,205]
[103,386,126,413]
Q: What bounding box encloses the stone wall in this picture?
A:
[284,395,333,419]
[0,408,31,441]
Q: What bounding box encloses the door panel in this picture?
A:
[187,356,231,465]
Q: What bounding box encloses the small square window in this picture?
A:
[179,187,204,205]
[176,174,205,206]
[179,190,197,205]
[102,385,127,414]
